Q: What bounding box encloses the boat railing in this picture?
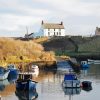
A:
[17,73,32,81]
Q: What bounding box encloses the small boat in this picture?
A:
[81,61,89,69]
[7,64,18,75]
[16,73,38,90]
[88,59,100,64]
[62,73,81,88]
[0,67,10,80]
[31,65,39,72]
[28,65,39,77]
[82,81,92,92]
[8,73,18,83]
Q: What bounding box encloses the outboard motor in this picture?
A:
[82,81,92,91]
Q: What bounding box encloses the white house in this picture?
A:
[39,20,65,37]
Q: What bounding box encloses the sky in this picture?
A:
[0,0,100,37]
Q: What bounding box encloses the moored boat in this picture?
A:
[62,73,81,88]
[81,61,89,69]
[7,64,18,75]
[81,81,92,92]
[88,59,100,64]
[28,64,39,77]
[0,67,10,80]
[16,73,38,91]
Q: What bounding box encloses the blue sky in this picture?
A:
[0,0,100,37]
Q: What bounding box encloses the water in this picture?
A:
[0,64,100,100]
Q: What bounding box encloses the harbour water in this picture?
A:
[0,64,100,100]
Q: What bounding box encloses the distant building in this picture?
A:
[95,27,100,36]
[39,20,65,37]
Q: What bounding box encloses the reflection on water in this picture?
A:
[0,64,100,100]
[0,79,9,91]
[63,87,81,95]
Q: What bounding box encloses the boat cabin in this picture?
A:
[18,73,32,81]
[64,74,77,81]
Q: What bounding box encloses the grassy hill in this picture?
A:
[42,36,100,59]
[0,38,56,66]
[79,36,100,52]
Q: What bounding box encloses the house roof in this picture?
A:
[42,22,64,29]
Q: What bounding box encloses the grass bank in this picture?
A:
[0,38,56,68]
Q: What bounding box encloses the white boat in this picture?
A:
[0,67,10,80]
[31,65,39,72]
[28,65,39,77]
[88,59,100,64]
[62,74,81,88]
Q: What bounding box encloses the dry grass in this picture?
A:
[33,37,48,43]
[0,38,56,66]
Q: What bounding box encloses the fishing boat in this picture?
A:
[16,73,38,90]
[0,67,10,80]
[88,59,100,64]
[81,61,89,69]
[7,64,18,75]
[28,65,39,77]
[62,73,81,88]
[81,81,92,91]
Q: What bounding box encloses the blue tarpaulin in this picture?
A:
[64,74,76,80]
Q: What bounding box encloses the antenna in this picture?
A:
[26,26,28,35]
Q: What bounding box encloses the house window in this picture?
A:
[59,32,61,35]
[48,32,50,36]
[54,29,55,31]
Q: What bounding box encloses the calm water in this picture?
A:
[0,64,100,100]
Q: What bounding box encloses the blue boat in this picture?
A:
[16,73,37,91]
[81,61,89,69]
[7,64,18,76]
[62,73,81,88]
[8,73,18,84]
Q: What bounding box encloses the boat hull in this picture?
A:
[63,87,81,95]
[15,88,38,100]
[16,80,36,90]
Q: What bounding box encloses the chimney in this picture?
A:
[41,20,44,25]
[61,21,63,25]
